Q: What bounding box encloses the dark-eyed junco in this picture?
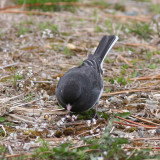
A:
[56,35,118,112]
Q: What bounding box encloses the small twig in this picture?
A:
[4,153,31,158]
[32,81,54,84]
[0,125,6,136]
[7,145,13,155]
[76,124,100,138]
[0,75,11,80]
[130,74,160,81]
[126,149,136,160]
[0,10,54,16]
[102,88,150,97]
[144,117,160,124]
[121,42,157,50]
[10,96,36,106]
[38,151,51,156]
[132,137,160,141]
[32,52,48,65]
[117,55,133,67]
[31,137,65,141]
[114,121,139,128]
[84,133,101,139]
[131,115,160,126]
[0,63,18,70]
[11,107,67,115]
[4,93,25,102]
[85,149,101,153]
[8,114,36,124]
[124,147,160,150]
[12,97,42,108]
[114,121,157,129]
[64,122,86,126]
[133,77,160,81]
[70,144,91,150]
[110,126,115,134]
[104,13,151,23]
[116,116,157,129]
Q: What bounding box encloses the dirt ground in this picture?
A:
[0,0,160,158]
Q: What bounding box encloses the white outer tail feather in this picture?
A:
[100,35,119,69]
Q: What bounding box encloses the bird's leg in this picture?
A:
[93,103,99,119]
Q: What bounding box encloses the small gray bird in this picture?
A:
[56,35,118,112]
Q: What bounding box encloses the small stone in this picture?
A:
[63,127,74,136]
[137,126,145,138]
[67,43,76,50]
[41,73,47,79]
[54,130,63,138]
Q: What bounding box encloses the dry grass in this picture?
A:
[0,0,160,158]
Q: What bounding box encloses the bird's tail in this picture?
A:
[93,35,118,68]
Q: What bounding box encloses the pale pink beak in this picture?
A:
[66,104,72,112]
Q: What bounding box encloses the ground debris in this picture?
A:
[0,0,160,158]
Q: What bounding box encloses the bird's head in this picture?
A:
[62,80,81,111]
